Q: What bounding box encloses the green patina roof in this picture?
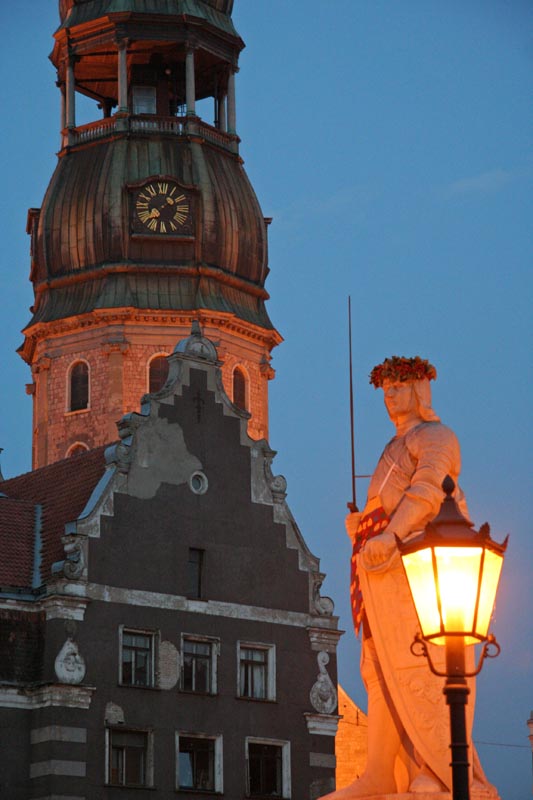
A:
[27,271,273,330]
[59,0,238,38]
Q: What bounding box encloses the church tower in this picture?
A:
[21,0,281,468]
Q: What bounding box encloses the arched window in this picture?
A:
[232,367,247,410]
[66,442,89,458]
[148,355,169,394]
[69,361,89,411]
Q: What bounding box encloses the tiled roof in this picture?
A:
[0,498,36,588]
[0,447,107,588]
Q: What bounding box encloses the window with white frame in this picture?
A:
[246,738,290,798]
[119,627,156,688]
[238,642,276,701]
[176,732,223,792]
[181,634,219,694]
[107,728,153,787]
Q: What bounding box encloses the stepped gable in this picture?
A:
[0,446,107,586]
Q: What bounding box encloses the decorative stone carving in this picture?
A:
[54,638,86,685]
[158,641,179,690]
[312,574,334,616]
[105,701,125,725]
[309,651,337,714]
[62,539,85,579]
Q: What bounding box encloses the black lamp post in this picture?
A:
[397,476,508,800]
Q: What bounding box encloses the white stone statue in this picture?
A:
[324,357,498,799]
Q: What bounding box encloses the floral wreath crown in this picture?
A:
[369,356,437,388]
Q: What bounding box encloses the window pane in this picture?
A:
[240,647,268,699]
[249,743,282,796]
[121,631,153,687]
[179,751,194,788]
[110,731,147,787]
[111,746,123,785]
[125,744,145,785]
[187,549,204,599]
[179,738,214,790]
[182,640,211,693]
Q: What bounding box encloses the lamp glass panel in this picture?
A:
[475,549,504,638]
[434,546,482,634]
[401,547,441,638]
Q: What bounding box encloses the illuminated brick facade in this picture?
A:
[335,685,368,789]
[24,311,279,468]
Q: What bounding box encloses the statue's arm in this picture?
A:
[387,423,461,540]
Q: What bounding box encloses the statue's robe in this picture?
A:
[356,421,495,794]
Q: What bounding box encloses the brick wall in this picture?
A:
[29,313,278,467]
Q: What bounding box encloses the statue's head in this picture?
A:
[369,356,439,425]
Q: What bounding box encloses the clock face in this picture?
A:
[135,181,190,234]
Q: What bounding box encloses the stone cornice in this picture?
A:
[20,309,282,364]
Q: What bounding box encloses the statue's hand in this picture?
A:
[361,531,397,567]
[345,511,362,542]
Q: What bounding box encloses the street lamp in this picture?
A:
[397,476,508,800]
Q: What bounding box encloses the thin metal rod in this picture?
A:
[347,296,358,512]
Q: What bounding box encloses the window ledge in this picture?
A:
[105,783,156,790]
[65,407,90,416]
[117,683,161,691]
[235,695,277,703]
[179,690,217,697]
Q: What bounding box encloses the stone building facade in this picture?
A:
[0,327,341,798]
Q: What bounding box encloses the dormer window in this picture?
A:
[133,86,156,115]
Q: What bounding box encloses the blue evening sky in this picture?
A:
[0,3,531,797]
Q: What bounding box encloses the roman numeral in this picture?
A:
[157,182,168,194]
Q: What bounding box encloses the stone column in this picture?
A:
[66,56,76,129]
[219,95,227,132]
[117,40,128,113]
[185,48,196,116]
[227,69,236,134]
[33,357,51,469]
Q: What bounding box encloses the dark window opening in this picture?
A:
[248,743,282,797]
[178,737,215,790]
[187,548,204,599]
[149,355,169,393]
[70,362,89,411]
[109,730,148,787]
[68,443,89,457]
[182,639,212,693]
[240,646,268,699]
[233,367,247,409]
[121,631,154,687]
